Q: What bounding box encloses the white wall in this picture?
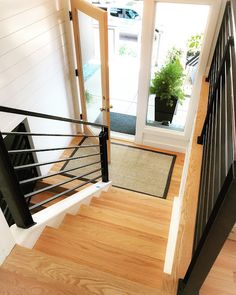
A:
[0,0,81,262]
[0,0,78,174]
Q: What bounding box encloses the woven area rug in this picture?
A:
[62,139,176,198]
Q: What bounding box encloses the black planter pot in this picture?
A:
[154,96,178,124]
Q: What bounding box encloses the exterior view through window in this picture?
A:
[77,10,102,135]
[147,3,209,132]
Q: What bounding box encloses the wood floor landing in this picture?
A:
[2,187,173,294]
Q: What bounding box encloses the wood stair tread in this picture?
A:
[91,197,171,222]
[34,226,164,288]
[100,193,172,213]
[78,204,170,238]
[4,185,173,293]
[0,266,90,295]
[102,188,173,208]
[59,214,167,260]
[90,200,170,224]
[3,245,160,295]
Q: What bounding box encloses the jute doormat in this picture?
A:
[61,139,176,199]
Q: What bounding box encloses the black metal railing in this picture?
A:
[185,52,200,67]
[178,2,236,294]
[0,106,109,228]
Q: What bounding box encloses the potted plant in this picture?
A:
[187,33,203,58]
[150,48,185,125]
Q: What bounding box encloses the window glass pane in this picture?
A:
[146,3,209,132]
[78,11,102,127]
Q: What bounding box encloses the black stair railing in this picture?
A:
[178,2,236,294]
[0,106,109,229]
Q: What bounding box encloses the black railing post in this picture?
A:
[0,133,34,228]
[99,128,109,182]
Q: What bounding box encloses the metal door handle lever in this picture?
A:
[100,105,113,112]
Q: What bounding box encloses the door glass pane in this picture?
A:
[108,2,143,117]
[92,1,143,138]
[77,11,102,126]
[146,3,209,132]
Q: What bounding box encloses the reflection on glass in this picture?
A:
[78,11,102,125]
[146,3,209,132]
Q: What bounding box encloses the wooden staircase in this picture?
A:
[1,188,172,294]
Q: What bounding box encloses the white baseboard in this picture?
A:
[143,139,187,153]
[164,196,182,274]
[0,210,15,265]
[10,181,111,249]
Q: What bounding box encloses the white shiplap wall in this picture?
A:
[0,0,78,174]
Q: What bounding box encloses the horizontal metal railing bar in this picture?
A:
[0,198,5,208]
[3,204,9,215]
[19,161,101,185]
[25,168,101,199]
[14,153,100,171]
[186,54,200,66]
[1,132,97,138]
[199,36,234,142]
[8,145,100,154]
[29,175,102,211]
[0,106,107,129]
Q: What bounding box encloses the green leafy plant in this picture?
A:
[187,33,203,55]
[166,47,183,63]
[119,45,137,57]
[149,48,185,107]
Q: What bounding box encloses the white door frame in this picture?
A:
[135,0,223,152]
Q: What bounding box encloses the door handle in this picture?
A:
[100,105,113,112]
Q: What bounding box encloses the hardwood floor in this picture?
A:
[22,133,184,294]
[3,188,173,294]
[3,135,187,294]
[3,91,235,293]
[2,134,235,294]
[200,239,236,295]
[3,192,236,295]
[49,135,86,173]
[0,267,90,295]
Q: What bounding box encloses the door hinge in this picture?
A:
[75,69,78,77]
[80,113,83,120]
[69,11,72,21]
